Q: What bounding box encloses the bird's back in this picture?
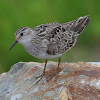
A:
[30,16,90,59]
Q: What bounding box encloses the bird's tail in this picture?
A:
[70,16,90,36]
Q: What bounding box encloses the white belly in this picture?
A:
[35,53,62,59]
[24,46,62,59]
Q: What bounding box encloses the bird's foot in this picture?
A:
[34,72,45,84]
[53,69,59,82]
[46,68,60,82]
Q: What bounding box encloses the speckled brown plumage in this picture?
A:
[10,16,90,84]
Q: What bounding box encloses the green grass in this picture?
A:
[0,0,100,73]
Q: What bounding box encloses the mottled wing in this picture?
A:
[33,22,76,55]
[46,24,77,55]
[33,16,90,55]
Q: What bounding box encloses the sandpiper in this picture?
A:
[10,16,90,83]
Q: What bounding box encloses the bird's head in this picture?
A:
[10,27,33,50]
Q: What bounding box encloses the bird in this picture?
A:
[10,15,90,83]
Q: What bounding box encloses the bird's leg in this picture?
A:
[56,57,61,76]
[51,57,61,82]
[47,57,61,81]
[35,59,47,84]
[52,57,61,81]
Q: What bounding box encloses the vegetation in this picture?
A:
[0,0,100,73]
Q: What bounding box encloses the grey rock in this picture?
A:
[0,61,100,100]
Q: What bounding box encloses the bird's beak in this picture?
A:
[9,40,18,50]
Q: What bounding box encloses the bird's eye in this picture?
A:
[20,33,23,36]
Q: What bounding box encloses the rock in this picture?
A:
[0,61,100,100]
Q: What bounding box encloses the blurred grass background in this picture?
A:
[0,0,100,73]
